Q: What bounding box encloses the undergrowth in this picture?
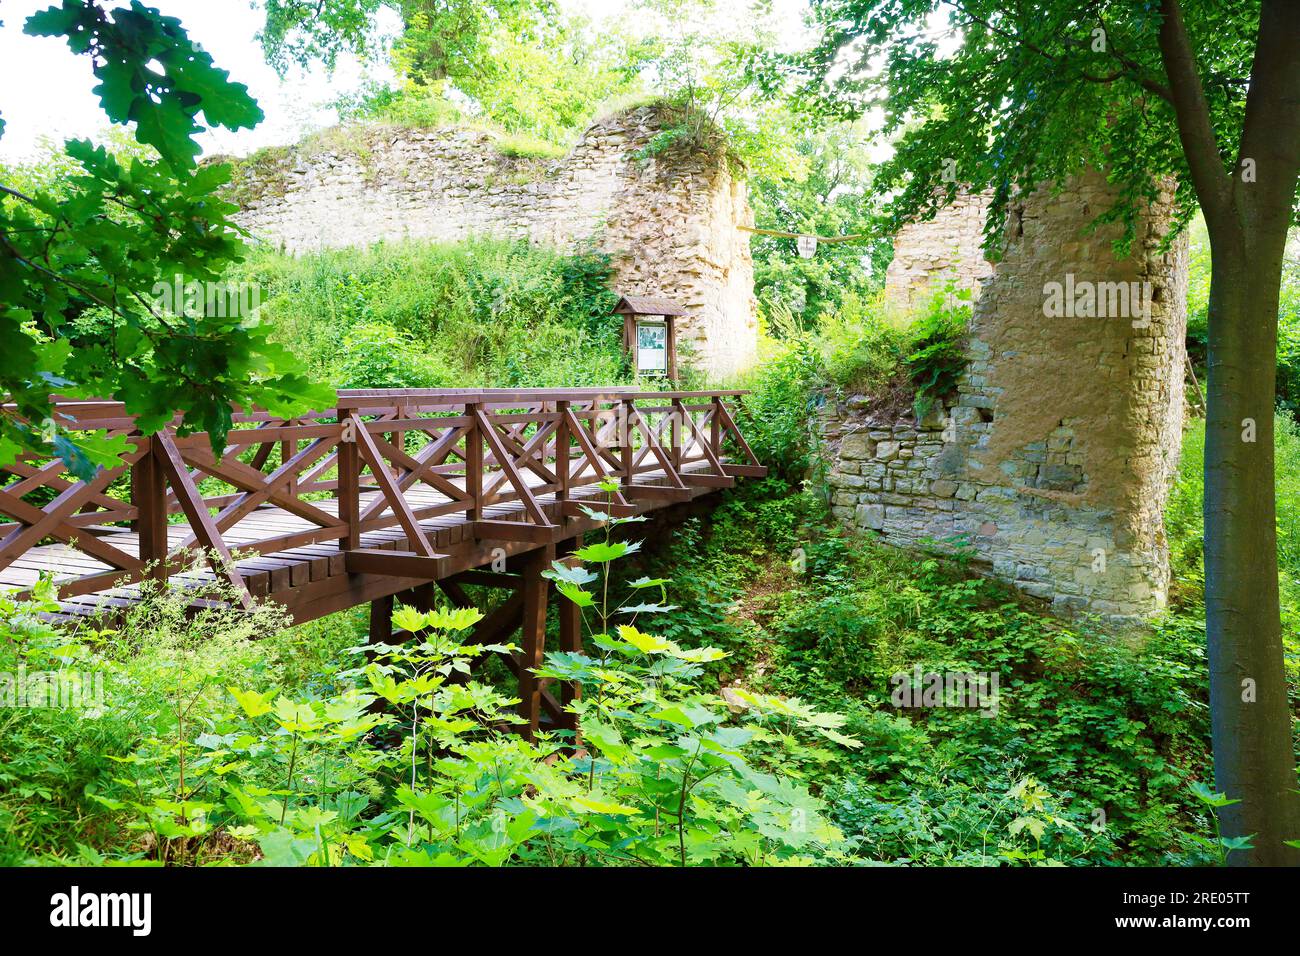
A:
[625,474,1226,865]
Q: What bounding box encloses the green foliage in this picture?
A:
[451,14,642,148]
[633,475,1218,865]
[268,1,641,149]
[1,497,855,867]
[259,0,546,86]
[638,329,1282,866]
[492,132,568,161]
[1,1,331,479]
[258,0,389,75]
[1188,782,1254,865]
[737,285,970,475]
[334,83,466,129]
[801,1,1253,251]
[905,287,971,419]
[335,322,458,389]
[816,285,969,418]
[2,415,1263,867]
[628,0,804,181]
[239,237,627,389]
[1186,213,1300,420]
[0,570,296,864]
[733,338,822,479]
[815,292,910,396]
[27,0,263,173]
[749,121,888,322]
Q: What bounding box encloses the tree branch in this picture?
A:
[1234,0,1300,240]
[1156,0,1232,232]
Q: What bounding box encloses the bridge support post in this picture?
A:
[365,593,394,715]
[131,436,168,580]
[557,534,584,742]
[368,593,394,649]
[517,544,553,741]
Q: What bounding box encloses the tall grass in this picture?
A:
[236,237,629,389]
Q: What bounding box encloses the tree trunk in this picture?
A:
[1203,241,1300,865]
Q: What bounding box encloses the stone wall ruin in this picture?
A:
[820,172,1189,622]
[226,106,759,379]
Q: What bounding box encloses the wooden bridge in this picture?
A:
[0,388,764,735]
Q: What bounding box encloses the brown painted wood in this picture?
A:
[369,593,394,645]
[559,499,639,520]
[557,552,583,738]
[337,417,360,551]
[517,545,553,740]
[681,473,735,488]
[345,549,447,578]
[714,399,762,466]
[465,404,483,523]
[9,389,760,631]
[473,520,559,544]
[446,569,522,589]
[0,447,143,572]
[361,428,470,517]
[348,411,440,558]
[131,439,168,578]
[436,578,472,607]
[177,437,342,549]
[555,400,571,503]
[153,433,255,610]
[623,485,693,502]
[473,408,550,527]
[561,407,628,507]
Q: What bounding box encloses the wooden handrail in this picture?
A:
[6,387,752,419]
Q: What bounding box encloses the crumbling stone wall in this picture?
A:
[227,106,759,379]
[822,171,1188,622]
[883,189,995,312]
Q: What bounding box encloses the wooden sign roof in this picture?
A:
[613,295,687,316]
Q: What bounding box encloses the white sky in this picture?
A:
[0,0,395,161]
[0,0,815,163]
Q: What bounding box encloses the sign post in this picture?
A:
[613,295,686,383]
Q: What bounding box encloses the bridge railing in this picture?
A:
[0,388,764,604]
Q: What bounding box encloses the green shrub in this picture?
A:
[734,336,821,479]
[0,573,296,864]
[1165,412,1300,645]
[1185,213,1300,418]
[905,286,971,419]
[627,463,1217,864]
[333,84,465,129]
[807,284,969,418]
[336,322,458,389]
[816,291,910,395]
[494,132,568,160]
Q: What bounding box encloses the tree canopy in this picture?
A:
[802,1,1265,249]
